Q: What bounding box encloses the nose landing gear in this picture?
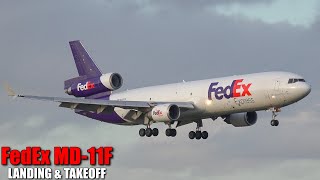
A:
[270,108,280,127]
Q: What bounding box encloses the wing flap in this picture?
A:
[59,102,115,114]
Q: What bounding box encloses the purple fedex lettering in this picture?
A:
[77,81,95,91]
[208,79,252,100]
[208,82,218,100]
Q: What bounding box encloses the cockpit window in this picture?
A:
[288,78,306,84]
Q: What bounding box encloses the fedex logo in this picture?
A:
[208,79,252,100]
[153,110,163,116]
[77,81,95,91]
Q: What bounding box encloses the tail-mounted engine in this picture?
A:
[148,104,180,122]
[224,111,257,127]
[65,73,123,97]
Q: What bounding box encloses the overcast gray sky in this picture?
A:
[0,0,320,179]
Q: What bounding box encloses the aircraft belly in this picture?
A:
[113,107,144,124]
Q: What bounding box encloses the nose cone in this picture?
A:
[292,83,311,100]
[301,83,311,96]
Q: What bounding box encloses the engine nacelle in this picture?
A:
[66,72,123,97]
[225,112,258,127]
[100,73,123,91]
[148,104,180,122]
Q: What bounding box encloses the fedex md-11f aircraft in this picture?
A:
[6,41,311,140]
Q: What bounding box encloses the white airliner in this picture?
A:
[6,41,311,140]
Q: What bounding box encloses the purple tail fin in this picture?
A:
[64,41,113,100]
[69,40,102,77]
[64,40,103,91]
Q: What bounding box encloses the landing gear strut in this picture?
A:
[139,124,159,137]
[189,120,208,140]
[270,108,280,127]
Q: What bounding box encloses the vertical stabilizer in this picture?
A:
[69,40,102,77]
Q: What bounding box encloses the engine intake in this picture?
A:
[225,112,257,127]
[100,73,123,91]
[149,104,180,122]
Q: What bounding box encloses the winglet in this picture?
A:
[4,83,17,97]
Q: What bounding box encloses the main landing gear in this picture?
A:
[270,108,280,127]
[139,121,177,137]
[139,125,159,137]
[139,120,209,139]
[165,123,177,137]
[189,120,208,140]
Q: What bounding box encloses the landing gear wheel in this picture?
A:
[201,131,208,139]
[271,120,279,126]
[139,128,145,137]
[165,129,177,137]
[165,129,172,137]
[152,128,159,136]
[145,128,152,137]
[189,131,196,139]
[195,131,202,140]
[171,129,177,137]
[270,120,274,126]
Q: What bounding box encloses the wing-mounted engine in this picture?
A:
[148,104,180,122]
[224,112,257,127]
[65,73,123,97]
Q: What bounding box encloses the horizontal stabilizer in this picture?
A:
[4,83,17,97]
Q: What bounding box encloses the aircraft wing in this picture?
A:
[5,85,194,113]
